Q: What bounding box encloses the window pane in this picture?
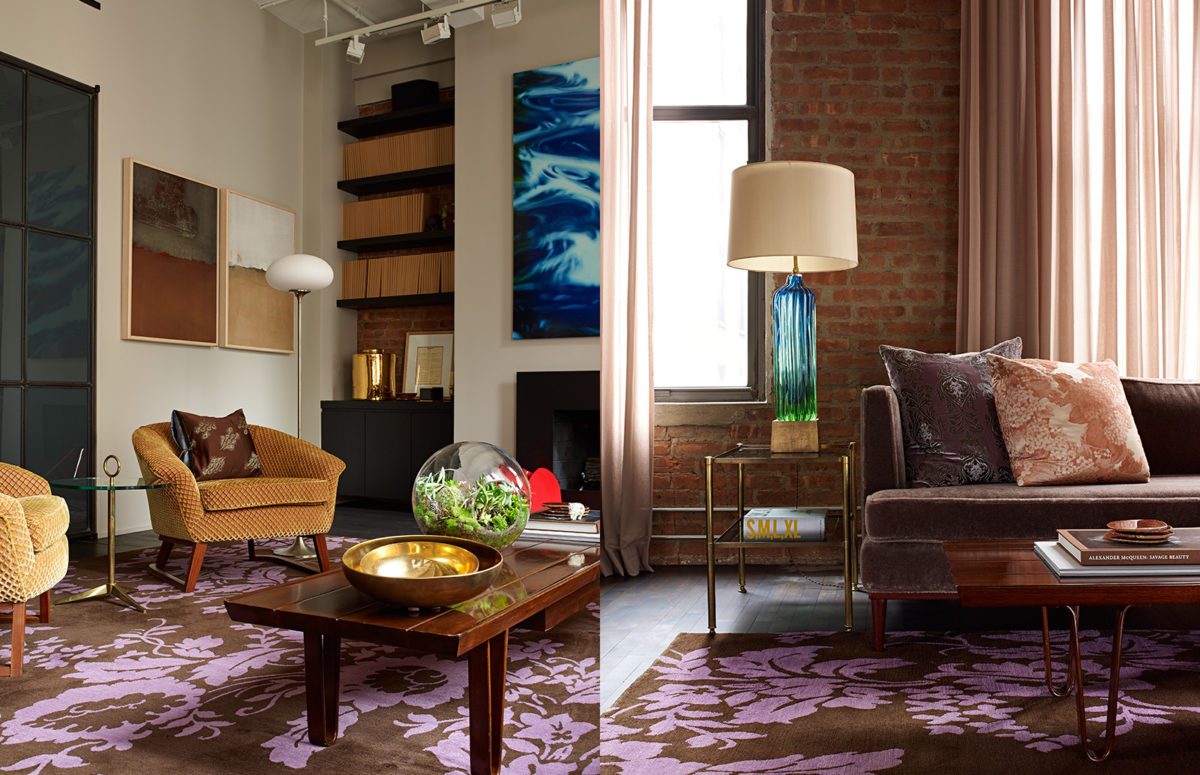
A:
[652,0,747,106]
[0,227,20,381]
[27,232,90,382]
[26,386,88,533]
[0,387,19,464]
[652,120,749,388]
[27,76,91,236]
[0,65,21,223]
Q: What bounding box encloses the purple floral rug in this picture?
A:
[0,538,598,774]
[601,630,1200,772]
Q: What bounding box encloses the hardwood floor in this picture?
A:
[600,564,1200,710]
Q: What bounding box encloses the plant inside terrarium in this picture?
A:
[413,468,528,541]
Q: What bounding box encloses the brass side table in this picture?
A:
[52,455,166,614]
[704,443,858,633]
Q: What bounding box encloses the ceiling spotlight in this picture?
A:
[421,16,451,45]
[491,0,521,28]
[345,35,366,64]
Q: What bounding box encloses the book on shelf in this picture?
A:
[1057,528,1200,566]
[527,512,600,535]
[1035,540,1200,577]
[742,508,827,542]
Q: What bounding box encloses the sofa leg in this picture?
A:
[1,602,26,678]
[871,598,887,651]
[183,544,207,593]
[312,535,330,572]
[155,539,174,570]
[36,590,50,624]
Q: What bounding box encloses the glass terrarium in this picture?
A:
[412,442,531,549]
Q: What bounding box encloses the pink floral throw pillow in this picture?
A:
[986,356,1150,486]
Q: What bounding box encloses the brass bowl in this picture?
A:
[342,535,503,608]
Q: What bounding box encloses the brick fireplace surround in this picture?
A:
[653,0,962,565]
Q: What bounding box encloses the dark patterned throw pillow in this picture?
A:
[170,409,262,481]
[879,338,1022,487]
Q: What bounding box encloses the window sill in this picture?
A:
[655,400,771,428]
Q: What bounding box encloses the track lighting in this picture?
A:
[345,35,365,64]
[490,0,521,28]
[421,16,451,45]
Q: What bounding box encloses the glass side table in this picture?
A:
[704,443,859,633]
[52,455,165,614]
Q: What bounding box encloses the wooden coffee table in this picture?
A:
[945,540,1200,763]
[225,537,599,775]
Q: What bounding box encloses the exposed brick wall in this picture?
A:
[652,0,961,565]
[356,303,455,358]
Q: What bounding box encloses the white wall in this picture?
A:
[453,0,600,451]
[0,0,349,535]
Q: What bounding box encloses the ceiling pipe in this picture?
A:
[258,0,296,8]
[314,0,500,45]
[328,0,376,28]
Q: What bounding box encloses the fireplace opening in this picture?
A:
[516,370,601,510]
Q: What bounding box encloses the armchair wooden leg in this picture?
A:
[36,590,50,624]
[871,597,887,652]
[147,538,207,593]
[183,543,207,593]
[1,602,26,678]
[312,535,330,572]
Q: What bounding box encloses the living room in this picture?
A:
[1,0,600,772]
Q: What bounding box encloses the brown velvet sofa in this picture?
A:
[860,377,1200,650]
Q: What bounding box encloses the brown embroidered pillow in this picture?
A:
[170,409,261,481]
[880,338,1022,487]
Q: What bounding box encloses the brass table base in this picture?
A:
[56,582,146,614]
[1041,604,1132,763]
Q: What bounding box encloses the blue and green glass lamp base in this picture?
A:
[771,272,820,452]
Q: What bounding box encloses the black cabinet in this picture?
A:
[321,400,453,504]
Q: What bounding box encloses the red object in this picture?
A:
[526,468,562,513]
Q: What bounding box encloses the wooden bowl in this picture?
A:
[342,535,503,608]
[1106,519,1172,534]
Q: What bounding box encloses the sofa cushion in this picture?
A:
[171,409,262,481]
[197,476,327,512]
[879,338,1021,488]
[1122,377,1200,475]
[864,475,1200,541]
[18,495,69,552]
[988,357,1150,486]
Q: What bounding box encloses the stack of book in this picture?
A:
[1035,526,1200,577]
[523,510,600,544]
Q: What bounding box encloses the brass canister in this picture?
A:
[352,349,396,400]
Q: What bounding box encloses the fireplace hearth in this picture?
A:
[516,371,601,510]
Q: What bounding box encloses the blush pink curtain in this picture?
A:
[958,0,1200,378]
[600,0,654,576]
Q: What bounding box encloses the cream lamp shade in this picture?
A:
[266,253,334,293]
[727,161,859,273]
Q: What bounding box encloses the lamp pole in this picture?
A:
[275,287,317,560]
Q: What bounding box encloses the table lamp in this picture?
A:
[266,252,334,559]
[727,161,858,452]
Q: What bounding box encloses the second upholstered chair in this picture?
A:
[132,423,345,592]
[0,463,69,678]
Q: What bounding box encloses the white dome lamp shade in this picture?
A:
[267,253,334,563]
[266,253,334,294]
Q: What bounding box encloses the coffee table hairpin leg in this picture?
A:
[1044,604,1132,763]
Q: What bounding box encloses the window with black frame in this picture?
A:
[0,53,97,537]
[651,0,766,403]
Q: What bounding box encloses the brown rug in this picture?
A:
[0,539,598,773]
[601,630,1200,773]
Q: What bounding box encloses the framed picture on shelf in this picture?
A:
[220,190,297,353]
[122,158,219,346]
[402,331,453,395]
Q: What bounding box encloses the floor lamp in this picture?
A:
[266,253,334,560]
[727,161,858,452]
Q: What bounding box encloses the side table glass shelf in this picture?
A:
[704,443,859,633]
[51,455,166,614]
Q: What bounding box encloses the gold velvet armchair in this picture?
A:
[132,423,345,592]
[0,463,69,678]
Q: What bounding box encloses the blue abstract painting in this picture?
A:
[512,57,600,340]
